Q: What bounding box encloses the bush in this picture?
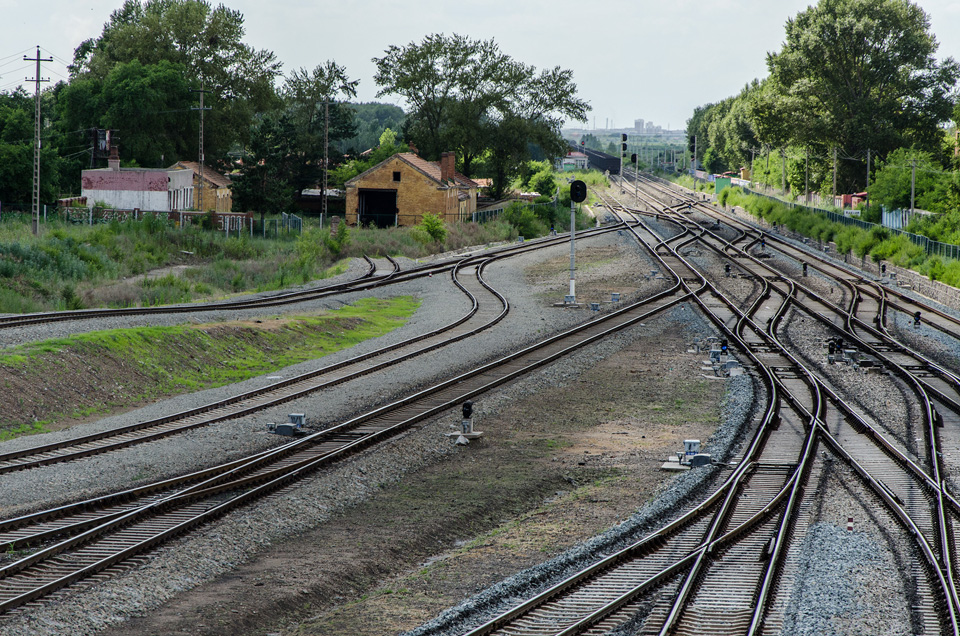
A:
[502,203,548,239]
[418,213,447,243]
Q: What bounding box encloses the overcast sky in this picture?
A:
[3,0,960,133]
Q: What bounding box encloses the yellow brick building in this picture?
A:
[345,152,477,227]
[168,161,233,212]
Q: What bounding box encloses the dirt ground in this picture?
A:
[98,314,725,636]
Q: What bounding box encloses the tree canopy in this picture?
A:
[231,62,358,216]
[374,33,589,197]
[688,0,959,195]
[66,0,281,165]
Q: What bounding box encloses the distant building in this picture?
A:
[344,151,477,227]
[634,119,644,132]
[556,151,589,171]
[168,161,233,212]
[81,146,193,211]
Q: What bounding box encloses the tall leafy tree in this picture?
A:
[232,62,358,215]
[69,0,281,165]
[373,33,589,193]
[0,89,63,206]
[764,0,959,189]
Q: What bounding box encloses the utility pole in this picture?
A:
[323,98,330,220]
[25,46,51,235]
[693,135,697,173]
[832,147,837,201]
[865,149,871,211]
[804,147,809,203]
[781,148,787,195]
[191,81,213,211]
[910,159,917,214]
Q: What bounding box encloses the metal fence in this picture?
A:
[738,186,960,261]
[474,190,561,224]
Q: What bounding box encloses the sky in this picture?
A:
[3,0,960,133]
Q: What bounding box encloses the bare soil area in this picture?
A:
[99,317,725,636]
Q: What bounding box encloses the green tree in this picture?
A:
[230,111,298,220]
[379,128,397,147]
[283,61,359,206]
[0,89,63,205]
[98,60,194,167]
[868,148,944,211]
[341,103,406,154]
[70,0,281,164]
[765,0,959,190]
[373,33,589,193]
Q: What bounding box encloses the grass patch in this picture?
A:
[0,296,420,438]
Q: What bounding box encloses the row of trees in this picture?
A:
[0,1,589,215]
[688,0,960,198]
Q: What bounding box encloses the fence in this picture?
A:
[722,183,960,263]
[474,190,561,224]
[52,206,307,239]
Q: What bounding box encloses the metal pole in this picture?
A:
[911,159,917,214]
[804,148,809,203]
[25,46,51,235]
[832,146,837,199]
[866,148,871,211]
[781,148,787,195]
[191,81,212,211]
[569,199,576,302]
[323,98,330,219]
[693,135,697,174]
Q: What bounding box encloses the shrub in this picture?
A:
[418,213,447,243]
[502,203,548,239]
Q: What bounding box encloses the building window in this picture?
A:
[393,171,401,182]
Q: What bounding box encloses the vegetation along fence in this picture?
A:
[738,186,960,260]
[678,171,960,264]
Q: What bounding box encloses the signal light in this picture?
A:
[621,133,627,142]
[462,400,474,419]
[631,153,637,164]
[570,180,587,203]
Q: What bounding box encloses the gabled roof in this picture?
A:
[169,161,232,188]
[346,153,477,189]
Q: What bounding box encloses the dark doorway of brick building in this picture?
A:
[358,189,397,228]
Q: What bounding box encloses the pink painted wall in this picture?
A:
[81,170,168,192]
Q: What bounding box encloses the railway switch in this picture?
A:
[269,413,306,437]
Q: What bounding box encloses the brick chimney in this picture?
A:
[440,151,455,182]
[108,144,120,171]
[408,142,418,155]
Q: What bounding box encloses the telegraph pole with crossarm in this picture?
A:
[24,46,52,235]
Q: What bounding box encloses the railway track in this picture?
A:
[0,219,692,615]
[0,225,635,475]
[455,178,960,634]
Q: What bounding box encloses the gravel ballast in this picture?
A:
[0,229,691,635]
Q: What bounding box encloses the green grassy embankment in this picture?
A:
[0,296,419,440]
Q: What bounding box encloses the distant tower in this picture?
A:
[635,119,644,132]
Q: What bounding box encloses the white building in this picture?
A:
[81,147,194,211]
